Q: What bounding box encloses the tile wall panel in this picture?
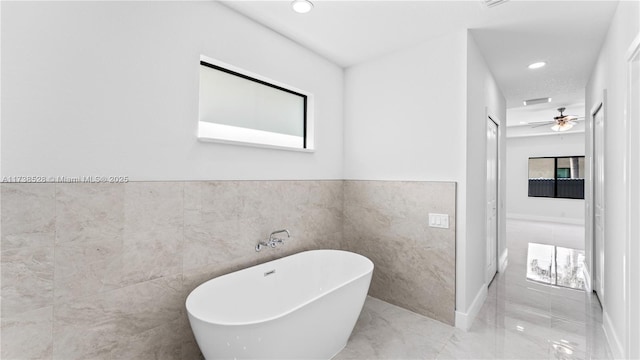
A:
[343,180,457,325]
[1,181,345,359]
[0,179,455,358]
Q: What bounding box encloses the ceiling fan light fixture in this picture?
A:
[291,0,313,13]
[551,123,574,132]
[528,61,547,69]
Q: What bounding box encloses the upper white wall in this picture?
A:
[506,133,585,224]
[464,32,507,317]
[585,1,639,357]
[1,1,344,181]
[343,30,468,182]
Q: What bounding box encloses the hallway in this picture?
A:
[337,219,611,359]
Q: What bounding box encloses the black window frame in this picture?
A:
[199,60,308,149]
[528,156,585,199]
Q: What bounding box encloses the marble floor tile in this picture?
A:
[335,297,454,360]
[336,220,611,360]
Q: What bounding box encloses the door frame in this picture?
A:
[625,33,640,360]
[486,111,502,285]
[589,94,606,302]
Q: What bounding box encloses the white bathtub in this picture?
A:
[186,249,373,360]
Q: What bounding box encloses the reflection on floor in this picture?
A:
[526,242,586,290]
[336,219,611,360]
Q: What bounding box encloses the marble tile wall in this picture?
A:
[1,179,456,358]
[0,181,344,359]
[343,181,457,325]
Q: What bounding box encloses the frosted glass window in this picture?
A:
[197,56,313,151]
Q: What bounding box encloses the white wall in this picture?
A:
[343,30,468,182]
[344,30,506,329]
[463,32,507,327]
[585,1,639,358]
[1,1,344,181]
[506,133,585,224]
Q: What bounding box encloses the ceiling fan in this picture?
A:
[530,107,581,132]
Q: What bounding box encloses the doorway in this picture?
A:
[486,116,499,285]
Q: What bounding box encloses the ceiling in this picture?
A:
[221,0,619,126]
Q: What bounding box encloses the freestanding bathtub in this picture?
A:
[186,249,373,359]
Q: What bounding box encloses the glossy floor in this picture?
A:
[336,219,612,359]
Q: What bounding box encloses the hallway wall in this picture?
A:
[464,32,507,328]
[585,1,639,358]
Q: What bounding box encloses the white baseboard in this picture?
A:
[506,213,585,225]
[455,284,488,331]
[498,248,508,273]
[603,309,625,359]
[582,264,592,293]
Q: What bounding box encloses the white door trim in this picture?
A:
[490,112,506,274]
[590,94,606,304]
[625,32,640,360]
[486,109,502,285]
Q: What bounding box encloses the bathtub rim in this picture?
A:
[186,249,373,326]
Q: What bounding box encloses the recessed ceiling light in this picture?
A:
[528,62,546,69]
[292,0,313,14]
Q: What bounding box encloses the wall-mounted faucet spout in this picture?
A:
[269,229,290,240]
[256,229,291,252]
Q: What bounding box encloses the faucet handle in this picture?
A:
[257,230,289,252]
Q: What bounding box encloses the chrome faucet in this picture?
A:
[255,229,291,252]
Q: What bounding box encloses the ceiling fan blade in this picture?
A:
[530,121,555,128]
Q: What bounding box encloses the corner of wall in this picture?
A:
[454,282,487,331]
